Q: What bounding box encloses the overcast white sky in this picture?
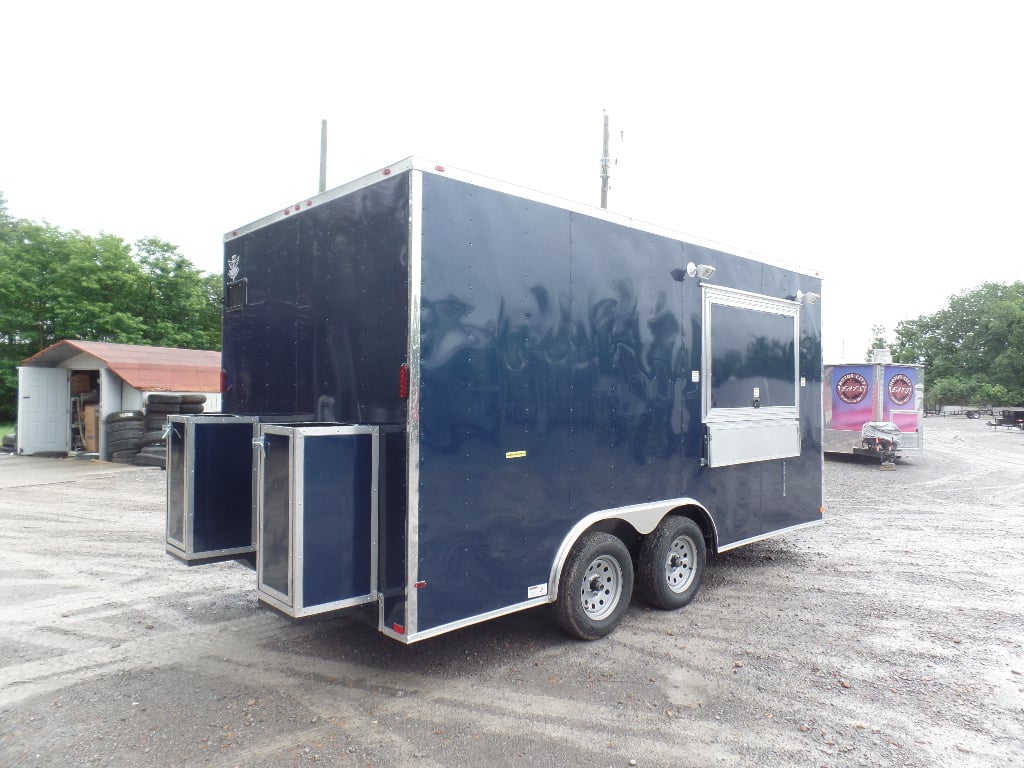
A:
[3,1,1020,361]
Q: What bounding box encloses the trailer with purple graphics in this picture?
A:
[823,352,924,465]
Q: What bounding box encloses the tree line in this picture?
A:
[890,281,1024,409]
[0,193,221,421]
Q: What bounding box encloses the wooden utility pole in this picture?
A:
[319,120,328,193]
[600,112,610,209]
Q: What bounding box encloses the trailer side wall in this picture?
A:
[414,173,823,632]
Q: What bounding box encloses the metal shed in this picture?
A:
[17,340,221,459]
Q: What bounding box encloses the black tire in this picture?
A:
[107,437,141,453]
[104,436,144,448]
[179,404,205,414]
[638,516,706,610]
[179,394,207,405]
[110,448,139,460]
[106,435,144,448]
[146,417,168,431]
[140,431,166,447]
[147,394,182,405]
[133,453,166,468]
[554,532,634,640]
[145,403,180,414]
[106,421,145,435]
[105,410,145,423]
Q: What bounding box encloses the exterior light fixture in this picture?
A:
[686,262,716,280]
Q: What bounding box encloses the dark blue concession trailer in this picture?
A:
[165,157,824,643]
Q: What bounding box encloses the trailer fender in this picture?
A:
[548,498,715,601]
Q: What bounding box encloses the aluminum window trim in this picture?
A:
[701,284,801,423]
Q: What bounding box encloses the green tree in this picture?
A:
[0,192,11,239]
[134,238,222,350]
[893,282,1024,408]
[865,324,888,361]
[0,199,222,421]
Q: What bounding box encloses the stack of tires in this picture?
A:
[136,394,206,469]
[105,411,145,464]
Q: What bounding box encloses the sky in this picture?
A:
[2,1,1020,362]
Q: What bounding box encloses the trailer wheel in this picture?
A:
[554,532,633,640]
[638,516,705,610]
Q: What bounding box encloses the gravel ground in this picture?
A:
[0,416,1022,767]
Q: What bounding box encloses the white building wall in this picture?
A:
[120,381,145,411]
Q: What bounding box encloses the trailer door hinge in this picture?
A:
[252,435,267,456]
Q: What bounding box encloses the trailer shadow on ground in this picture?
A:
[259,605,573,676]
[256,538,815,680]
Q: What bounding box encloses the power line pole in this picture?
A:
[600,111,610,209]
[319,120,328,193]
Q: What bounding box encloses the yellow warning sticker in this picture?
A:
[505,450,527,459]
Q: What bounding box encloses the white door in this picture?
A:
[16,367,71,455]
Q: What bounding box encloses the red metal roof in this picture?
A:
[22,340,221,393]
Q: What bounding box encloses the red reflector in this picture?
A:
[414,580,427,589]
[399,364,409,399]
[283,208,291,215]
[392,623,405,634]
[382,168,392,176]
[435,165,446,172]
[305,200,312,207]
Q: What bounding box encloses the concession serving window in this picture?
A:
[701,284,801,467]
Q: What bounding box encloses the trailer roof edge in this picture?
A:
[426,159,822,279]
[224,156,822,279]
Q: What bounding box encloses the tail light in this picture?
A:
[399,364,409,399]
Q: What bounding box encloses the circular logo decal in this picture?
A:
[836,373,869,404]
[888,373,914,406]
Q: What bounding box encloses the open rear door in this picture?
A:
[256,424,379,619]
[16,367,70,455]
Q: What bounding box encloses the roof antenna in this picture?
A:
[600,111,610,209]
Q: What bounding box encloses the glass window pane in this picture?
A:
[709,305,795,409]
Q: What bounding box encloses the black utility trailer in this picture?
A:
[987,408,1024,430]
[166,158,824,642]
